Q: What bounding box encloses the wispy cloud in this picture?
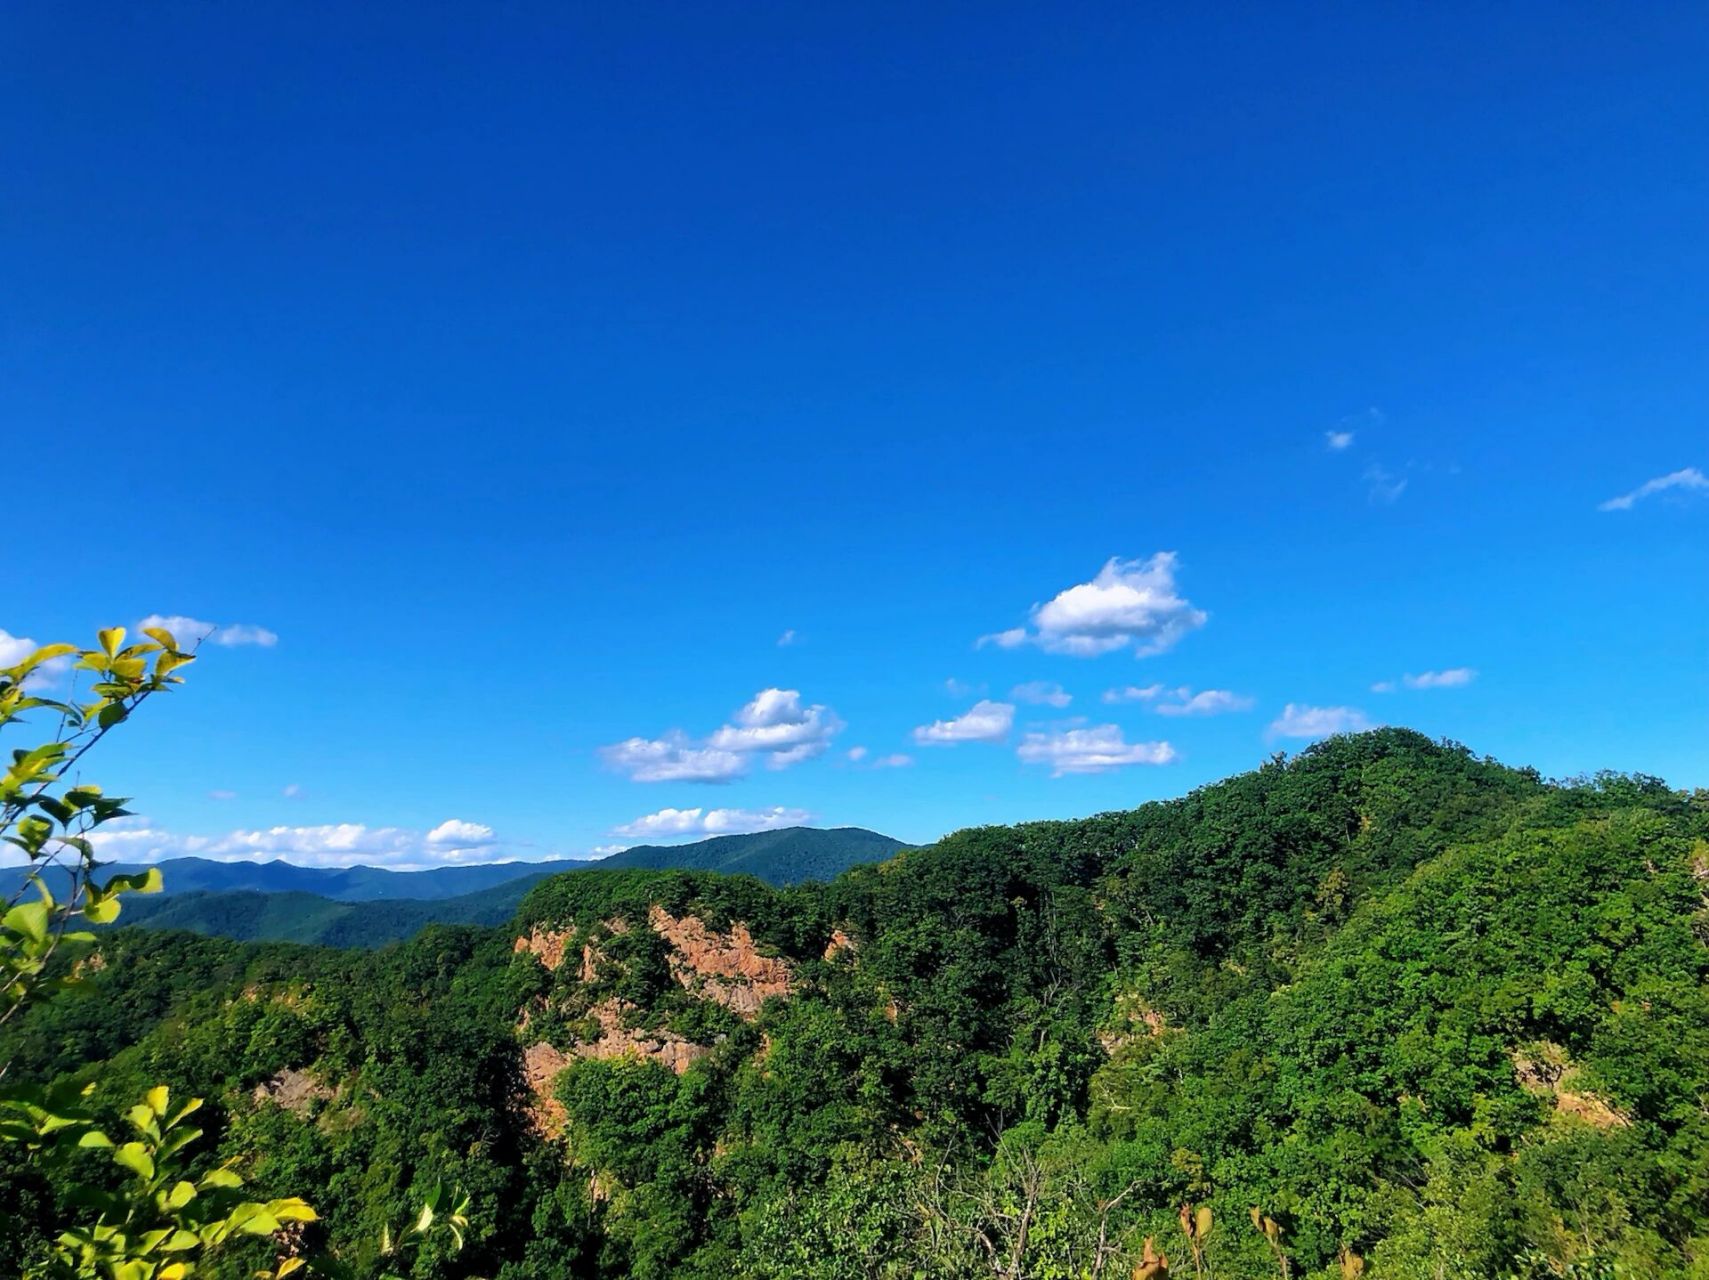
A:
[1363,464,1407,504]
[603,688,843,782]
[1016,725,1177,776]
[1400,667,1476,691]
[138,614,278,647]
[1267,703,1373,740]
[1598,467,1707,512]
[1011,680,1072,708]
[1100,683,1251,714]
[979,553,1207,658]
[1102,683,1165,704]
[846,747,914,769]
[913,700,1015,745]
[777,628,798,646]
[1325,430,1354,451]
[613,805,814,839]
[1153,688,1255,717]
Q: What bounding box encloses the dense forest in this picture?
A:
[5,729,1707,1279]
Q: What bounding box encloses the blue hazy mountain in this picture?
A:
[5,827,908,947]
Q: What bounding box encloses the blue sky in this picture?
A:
[4,4,1706,868]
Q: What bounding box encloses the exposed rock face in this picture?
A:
[514,908,789,1131]
[647,905,795,1018]
[823,928,858,962]
[575,998,707,1073]
[1512,1044,1630,1130]
[513,927,574,972]
[251,1067,333,1117]
[523,1041,572,1136]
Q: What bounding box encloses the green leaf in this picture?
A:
[164,1180,197,1210]
[4,900,49,944]
[268,1198,318,1223]
[103,867,164,896]
[13,643,78,675]
[82,896,121,925]
[113,1141,155,1181]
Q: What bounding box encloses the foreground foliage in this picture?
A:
[4,655,1705,1277]
[1,631,464,1280]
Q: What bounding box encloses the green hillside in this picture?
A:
[5,730,1706,1280]
[113,880,537,947]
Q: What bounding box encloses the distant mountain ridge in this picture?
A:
[10,826,908,947]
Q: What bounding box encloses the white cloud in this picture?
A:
[1102,683,1166,704]
[706,689,843,767]
[1598,467,1708,512]
[1153,688,1255,717]
[282,783,302,798]
[1403,667,1476,690]
[1016,725,1177,776]
[138,614,278,648]
[777,629,798,646]
[601,733,746,783]
[913,700,1015,745]
[1370,680,1396,694]
[604,688,842,782]
[0,630,37,667]
[588,844,631,857]
[613,805,814,840]
[1364,464,1407,504]
[426,818,496,847]
[981,554,1207,658]
[208,789,237,801]
[976,628,1028,650]
[1267,703,1373,740]
[1011,680,1072,708]
[67,816,517,871]
[944,677,987,697]
[846,746,869,762]
[1325,430,1354,451]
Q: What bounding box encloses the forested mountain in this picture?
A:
[589,825,906,883]
[6,855,560,903]
[12,827,909,947]
[4,827,906,905]
[4,731,1705,1280]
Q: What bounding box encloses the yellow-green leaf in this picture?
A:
[113,1141,155,1181]
[4,901,49,944]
